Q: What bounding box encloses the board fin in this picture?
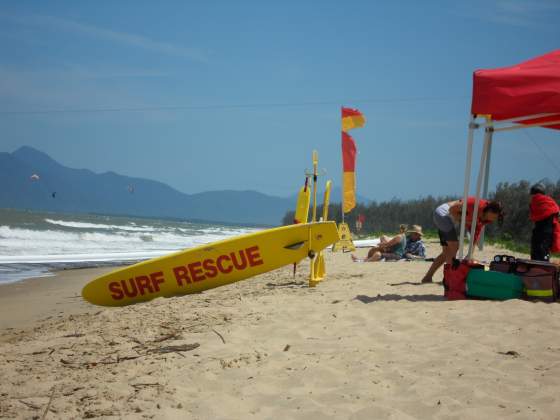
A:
[285,241,305,250]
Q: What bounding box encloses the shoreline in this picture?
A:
[0,240,522,331]
[0,266,116,331]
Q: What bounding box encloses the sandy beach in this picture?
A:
[1,240,560,419]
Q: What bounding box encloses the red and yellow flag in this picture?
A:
[342,131,357,213]
[342,107,366,132]
[341,107,365,213]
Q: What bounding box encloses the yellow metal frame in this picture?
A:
[332,222,356,252]
[294,180,311,224]
[311,150,319,223]
[310,173,333,286]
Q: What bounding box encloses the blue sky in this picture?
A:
[1,0,559,201]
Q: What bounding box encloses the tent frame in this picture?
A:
[458,113,560,259]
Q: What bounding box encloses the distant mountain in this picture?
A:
[0,147,288,225]
[0,146,371,225]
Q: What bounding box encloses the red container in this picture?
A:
[516,259,559,302]
[443,259,484,300]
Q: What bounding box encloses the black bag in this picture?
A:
[490,255,517,274]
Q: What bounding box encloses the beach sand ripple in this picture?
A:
[1,242,560,419]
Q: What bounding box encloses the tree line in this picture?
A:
[282,179,560,246]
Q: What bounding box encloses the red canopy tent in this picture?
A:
[459,50,560,258]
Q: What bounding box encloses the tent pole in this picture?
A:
[467,126,492,260]
[493,119,560,132]
[458,115,477,259]
[478,124,494,251]
[341,138,345,225]
[478,112,556,127]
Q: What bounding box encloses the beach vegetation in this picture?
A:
[283,179,560,254]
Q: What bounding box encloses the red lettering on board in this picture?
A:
[121,278,138,298]
[188,261,206,282]
[162,246,266,292]
[230,250,248,270]
[217,255,233,273]
[109,282,124,300]
[173,266,191,286]
[203,259,218,278]
[108,272,166,301]
[150,271,165,292]
[136,275,153,295]
[246,246,264,267]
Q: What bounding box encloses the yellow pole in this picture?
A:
[311,150,318,222]
[309,150,318,286]
[322,180,332,221]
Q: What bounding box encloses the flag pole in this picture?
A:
[341,106,345,225]
[333,105,358,253]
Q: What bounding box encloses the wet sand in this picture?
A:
[0,267,114,330]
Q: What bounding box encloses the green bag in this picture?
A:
[466,270,523,300]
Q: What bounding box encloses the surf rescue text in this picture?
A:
[108,246,264,300]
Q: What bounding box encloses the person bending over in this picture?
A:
[352,224,407,262]
[529,183,560,261]
[420,197,503,283]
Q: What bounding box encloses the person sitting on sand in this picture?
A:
[352,224,407,262]
[420,197,503,283]
[403,225,426,260]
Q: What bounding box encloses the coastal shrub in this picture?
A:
[282,179,560,248]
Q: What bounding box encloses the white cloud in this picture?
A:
[2,13,208,62]
[0,65,188,125]
[457,0,560,28]
[0,67,142,110]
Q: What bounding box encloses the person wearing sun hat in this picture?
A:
[404,225,426,260]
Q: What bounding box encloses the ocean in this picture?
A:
[0,208,260,284]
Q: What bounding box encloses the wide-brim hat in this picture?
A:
[407,225,423,236]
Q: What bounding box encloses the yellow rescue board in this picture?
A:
[82,222,338,307]
[294,185,311,224]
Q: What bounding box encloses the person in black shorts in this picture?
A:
[421,198,502,283]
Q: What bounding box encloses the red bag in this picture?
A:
[443,259,484,300]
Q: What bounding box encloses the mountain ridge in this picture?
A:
[1,146,370,225]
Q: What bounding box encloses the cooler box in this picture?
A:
[466,270,523,300]
[516,259,559,302]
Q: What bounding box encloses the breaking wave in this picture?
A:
[0,209,260,283]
